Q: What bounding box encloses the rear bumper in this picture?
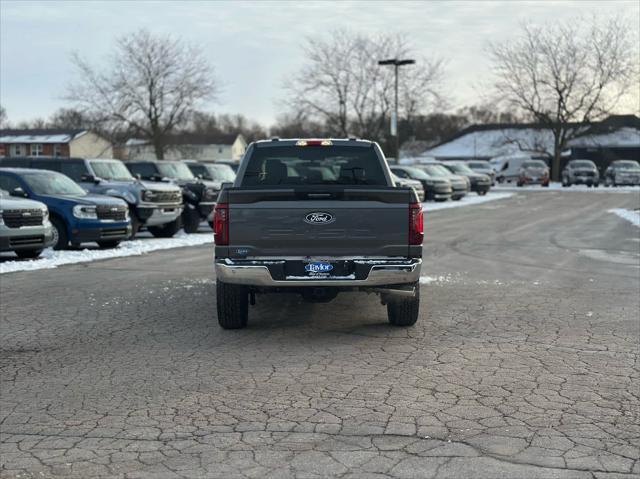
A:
[215,258,422,287]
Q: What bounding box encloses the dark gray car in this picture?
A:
[441,161,491,195]
[390,165,452,201]
[414,162,470,200]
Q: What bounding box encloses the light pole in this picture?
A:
[378,58,415,161]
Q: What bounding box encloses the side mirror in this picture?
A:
[81,174,100,184]
[10,187,28,198]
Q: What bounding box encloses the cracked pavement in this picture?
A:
[1,191,639,478]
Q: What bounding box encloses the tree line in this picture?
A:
[1,16,637,178]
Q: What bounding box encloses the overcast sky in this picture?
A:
[1,0,638,127]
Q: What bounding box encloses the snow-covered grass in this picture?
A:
[423,192,513,212]
[609,208,640,227]
[0,233,214,275]
[494,182,640,193]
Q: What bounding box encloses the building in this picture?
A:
[421,115,640,171]
[125,134,247,162]
[0,129,113,159]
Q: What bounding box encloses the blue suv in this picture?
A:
[0,168,131,249]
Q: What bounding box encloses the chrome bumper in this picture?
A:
[144,206,183,226]
[215,258,422,287]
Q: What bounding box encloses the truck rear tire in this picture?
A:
[148,217,182,238]
[216,281,249,329]
[387,283,420,327]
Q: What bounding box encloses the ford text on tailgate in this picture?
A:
[213,139,423,329]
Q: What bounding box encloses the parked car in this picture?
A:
[390,165,451,201]
[603,160,640,187]
[561,159,600,187]
[441,161,491,195]
[0,189,54,258]
[413,161,469,200]
[184,161,236,188]
[0,157,183,238]
[214,159,240,173]
[213,138,423,329]
[490,154,550,184]
[465,160,496,185]
[125,160,219,234]
[516,159,550,187]
[391,173,426,201]
[0,168,130,249]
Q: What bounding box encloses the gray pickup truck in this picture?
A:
[213,139,423,329]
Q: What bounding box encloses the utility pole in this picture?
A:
[378,58,415,161]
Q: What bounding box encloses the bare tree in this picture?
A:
[489,15,639,179]
[284,30,444,151]
[48,108,91,129]
[0,106,7,128]
[66,30,217,159]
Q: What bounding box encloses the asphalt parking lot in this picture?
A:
[1,191,639,479]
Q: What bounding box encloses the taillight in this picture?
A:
[213,202,229,245]
[409,202,424,245]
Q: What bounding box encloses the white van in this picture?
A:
[490,154,549,183]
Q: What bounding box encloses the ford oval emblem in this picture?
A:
[304,212,334,225]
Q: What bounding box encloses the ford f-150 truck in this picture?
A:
[213,139,423,329]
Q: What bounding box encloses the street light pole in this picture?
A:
[378,58,415,161]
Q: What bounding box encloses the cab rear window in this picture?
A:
[241,145,386,186]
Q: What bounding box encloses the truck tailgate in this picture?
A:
[226,187,412,257]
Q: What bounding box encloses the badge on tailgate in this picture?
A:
[304,212,335,225]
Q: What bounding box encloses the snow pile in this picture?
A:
[0,233,214,274]
[423,192,513,212]
[495,183,640,193]
[609,208,640,227]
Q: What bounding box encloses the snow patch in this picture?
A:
[424,192,513,212]
[608,208,640,227]
[0,233,214,275]
[495,183,640,193]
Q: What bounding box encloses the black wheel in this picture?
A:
[216,281,249,329]
[497,176,505,184]
[594,182,599,188]
[182,206,201,234]
[478,190,488,195]
[97,240,121,249]
[387,283,420,327]
[562,178,570,187]
[15,249,42,259]
[517,182,523,187]
[50,216,69,250]
[129,212,141,239]
[148,216,182,238]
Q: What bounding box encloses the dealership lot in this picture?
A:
[1,191,639,478]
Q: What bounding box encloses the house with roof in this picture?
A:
[125,133,247,162]
[0,129,113,159]
[421,115,640,171]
